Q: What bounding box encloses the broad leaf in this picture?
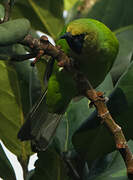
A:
[54,74,113,152]
[111,25,133,84]
[0,143,16,180]
[30,149,70,180]
[0,61,31,157]
[0,59,41,161]
[12,0,64,39]
[0,4,4,19]
[64,0,78,10]
[72,61,133,167]
[89,141,133,180]
[87,0,133,31]
[0,18,30,46]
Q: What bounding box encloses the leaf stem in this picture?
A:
[18,155,29,180]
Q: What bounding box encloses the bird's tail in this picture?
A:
[18,91,62,151]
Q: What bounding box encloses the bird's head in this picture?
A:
[59,19,90,53]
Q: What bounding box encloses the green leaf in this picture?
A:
[12,0,45,33]
[0,18,31,46]
[0,61,31,158]
[12,0,64,39]
[89,140,133,180]
[54,74,113,152]
[87,0,133,31]
[0,0,15,6]
[111,25,133,84]
[0,4,4,19]
[30,149,70,180]
[64,0,78,10]
[0,59,41,163]
[0,143,16,180]
[72,61,133,167]
[36,58,48,91]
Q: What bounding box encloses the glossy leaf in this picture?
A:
[87,0,133,31]
[12,0,64,39]
[30,149,70,180]
[111,25,133,84]
[72,61,133,167]
[0,143,16,180]
[0,18,31,46]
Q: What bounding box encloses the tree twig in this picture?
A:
[19,34,133,179]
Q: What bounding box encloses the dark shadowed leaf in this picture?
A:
[89,141,133,180]
[54,74,113,152]
[72,61,133,167]
[87,0,133,31]
[0,143,16,180]
[30,149,70,180]
[12,0,64,39]
[111,25,133,84]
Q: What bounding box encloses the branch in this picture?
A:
[19,34,133,179]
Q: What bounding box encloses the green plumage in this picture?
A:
[18,18,119,151]
[46,18,119,113]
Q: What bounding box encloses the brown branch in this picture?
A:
[19,34,133,179]
[85,89,133,179]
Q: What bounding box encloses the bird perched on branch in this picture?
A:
[18,18,119,151]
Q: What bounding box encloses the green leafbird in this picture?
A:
[18,18,119,151]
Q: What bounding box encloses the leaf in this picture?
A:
[36,58,48,91]
[64,0,78,10]
[72,61,133,167]
[30,149,70,180]
[111,25,133,84]
[54,74,113,152]
[12,0,45,33]
[87,0,133,31]
[12,0,64,39]
[0,143,16,180]
[89,140,133,180]
[0,59,41,161]
[0,61,31,158]
[0,18,31,46]
[0,4,4,19]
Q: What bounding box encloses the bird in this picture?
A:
[18,18,119,151]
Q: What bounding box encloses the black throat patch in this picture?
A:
[60,32,85,54]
